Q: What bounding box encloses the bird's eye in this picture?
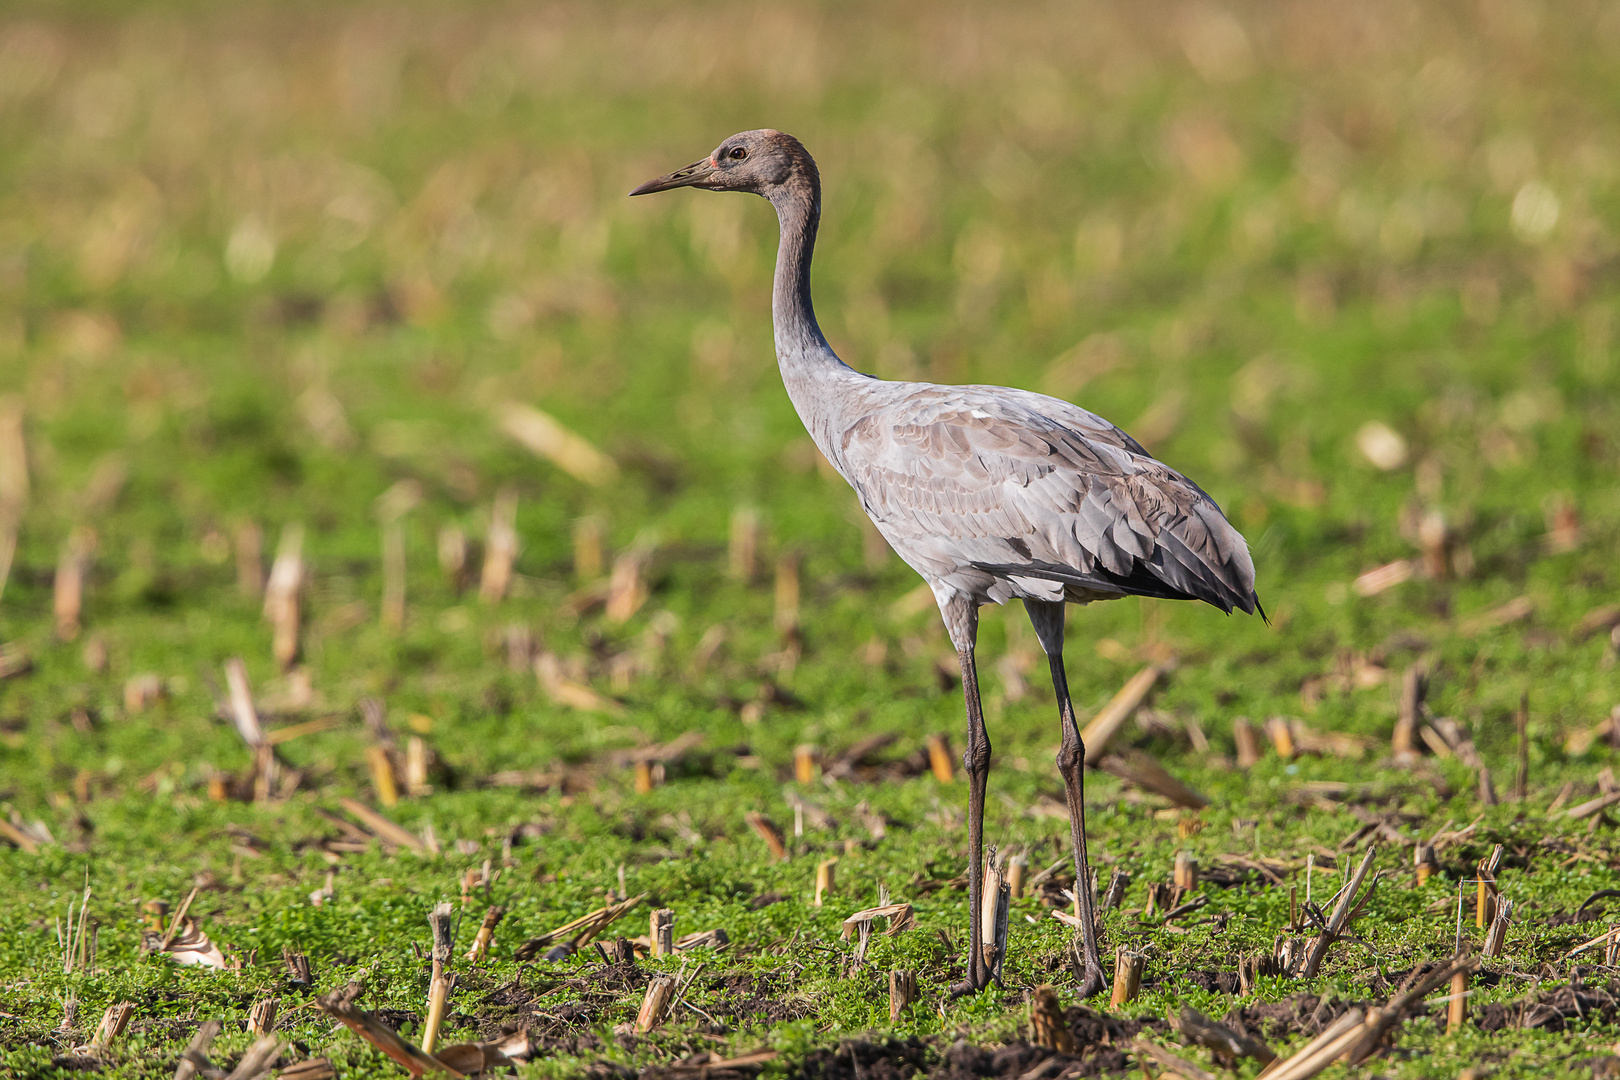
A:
[728,146,748,160]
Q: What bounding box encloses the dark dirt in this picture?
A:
[792,1038,932,1080]
[1223,993,1367,1041]
[1475,985,1620,1033]
[1163,969,1242,995]
[705,971,812,1025]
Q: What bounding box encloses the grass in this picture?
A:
[1,0,1620,1076]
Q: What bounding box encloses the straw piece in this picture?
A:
[498,403,618,486]
[1081,664,1163,763]
[338,798,427,853]
[1099,750,1208,809]
[745,812,788,861]
[1260,1009,1366,1080]
[1131,1040,1215,1080]
[316,989,462,1078]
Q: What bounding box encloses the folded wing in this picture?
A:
[839,385,1261,615]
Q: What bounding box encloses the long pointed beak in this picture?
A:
[629,157,718,196]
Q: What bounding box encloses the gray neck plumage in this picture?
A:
[766,173,849,379]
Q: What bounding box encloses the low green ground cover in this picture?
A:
[2,1,1620,1076]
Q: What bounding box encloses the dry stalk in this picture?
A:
[794,744,818,784]
[223,1035,284,1080]
[1482,898,1513,957]
[1513,692,1529,800]
[1265,716,1295,759]
[605,533,657,623]
[926,734,954,782]
[635,976,678,1033]
[814,859,838,907]
[421,902,455,1054]
[1080,664,1163,763]
[1174,852,1198,891]
[366,745,399,807]
[405,737,430,795]
[173,1020,222,1080]
[315,989,462,1078]
[1260,1009,1366,1080]
[1564,789,1620,819]
[283,947,312,985]
[1414,844,1437,886]
[497,402,618,486]
[262,524,304,670]
[53,526,96,641]
[277,1060,335,1080]
[1447,968,1469,1032]
[1098,750,1208,809]
[338,798,427,852]
[573,515,605,581]
[1130,1039,1215,1080]
[774,550,800,637]
[744,812,788,861]
[1110,947,1144,1007]
[1476,844,1504,928]
[235,521,263,598]
[1007,854,1027,898]
[1233,717,1260,768]
[728,507,761,583]
[89,1002,134,1051]
[1299,846,1377,979]
[381,519,406,632]
[889,970,918,1024]
[1030,984,1075,1052]
[479,489,519,603]
[840,902,915,940]
[1392,663,1427,760]
[651,908,675,956]
[1102,869,1130,910]
[988,869,1011,984]
[1342,956,1476,1065]
[1171,1006,1274,1065]
[160,887,200,952]
[0,396,26,608]
[437,524,467,588]
[247,999,277,1036]
[466,906,505,962]
[515,893,647,958]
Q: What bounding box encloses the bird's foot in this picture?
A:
[947,970,995,999]
[1076,963,1107,1000]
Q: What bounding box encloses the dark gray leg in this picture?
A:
[939,594,992,995]
[1027,600,1107,998]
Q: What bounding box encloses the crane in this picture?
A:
[632,130,1263,997]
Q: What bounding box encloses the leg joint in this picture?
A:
[1056,737,1084,773]
[962,735,992,779]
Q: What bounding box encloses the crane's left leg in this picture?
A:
[938,592,994,996]
[1026,600,1108,998]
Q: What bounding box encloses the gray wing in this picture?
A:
[838,384,1261,615]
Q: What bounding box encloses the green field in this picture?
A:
[2,1,1620,1077]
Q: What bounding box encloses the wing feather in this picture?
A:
[839,384,1260,615]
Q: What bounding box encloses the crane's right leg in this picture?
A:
[939,592,993,995]
[1026,600,1108,998]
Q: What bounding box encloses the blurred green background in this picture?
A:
[1,1,1619,1075]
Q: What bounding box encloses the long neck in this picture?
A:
[767,177,843,374]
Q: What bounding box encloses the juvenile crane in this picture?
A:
[632,130,1262,997]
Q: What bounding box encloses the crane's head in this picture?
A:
[630,129,815,200]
